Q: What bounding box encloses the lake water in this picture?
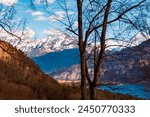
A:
[99,83,150,99]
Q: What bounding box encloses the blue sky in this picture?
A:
[16,0,65,39]
[0,0,77,39]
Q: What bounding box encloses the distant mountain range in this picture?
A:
[101,39,150,83]
[32,48,80,73]
[1,31,146,57]
[1,32,77,57]
[1,31,149,83]
[34,39,150,83]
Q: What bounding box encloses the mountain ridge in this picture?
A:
[0,40,62,99]
[1,32,78,57]
[1,32,146,57]
[35,39,150,83]
[33,48,80,73]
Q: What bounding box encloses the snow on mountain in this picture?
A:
[1,28,147,57]
[105,34,148,51]
[0,29,78,57]
[28,32,78,57]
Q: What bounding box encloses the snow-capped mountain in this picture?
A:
[0,30,78,57]
[1,28,149,83]
[1,29,147,57]
[28,34,78,57]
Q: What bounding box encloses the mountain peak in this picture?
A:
[1,32,78,57]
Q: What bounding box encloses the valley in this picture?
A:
[1,30,150,100]
[0,0,149,101]
[1,39,149,100]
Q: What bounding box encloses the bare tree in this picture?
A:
[40,0,147,99]
[39,0,146,99]
[73,0,146,99]
[0,5,21,40]
[0,3,28,59]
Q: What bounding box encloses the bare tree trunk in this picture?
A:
[76,0,143,100]
[90,0,112,100]
[80,51,87,99]
[89,83,97,100]
[77,0,87,99]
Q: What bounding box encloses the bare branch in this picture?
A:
[89,0,145,34]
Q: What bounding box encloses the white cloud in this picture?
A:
[0,27,35,43]
[34,0,41,4]
[68,11,76,15]
[55,11,75,16]
[35,16,47,21]
[26,10,34,13]
[31,11,43,16]
[30,10,47,21]
[73,21,78,27]
[49,15,63,22]
[47,0,55,3]
[0,0,18,6]
[28,10,46,21]
[48,11,76,22]
[34,0,55,4]
[48,11,65,22]
[43,29,62,36]
[55,11,65,16]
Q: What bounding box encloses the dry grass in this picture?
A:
[0,80,38,100]
[0,59,64,99]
